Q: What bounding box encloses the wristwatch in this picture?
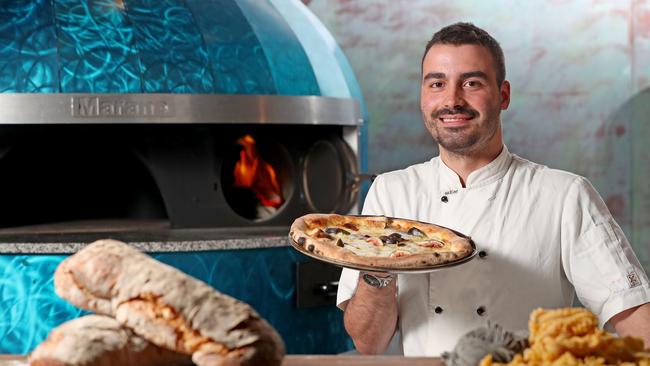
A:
[361,272,396,288]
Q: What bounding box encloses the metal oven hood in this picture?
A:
[0,93,362,126]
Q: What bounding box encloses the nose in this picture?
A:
[443,85,465,109]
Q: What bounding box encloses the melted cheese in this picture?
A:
[329,227,447,258]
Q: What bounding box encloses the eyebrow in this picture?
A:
[423,72,445,81]
[461,71,489,80]
[422,71,489,81]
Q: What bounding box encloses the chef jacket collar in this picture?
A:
[438,145,512,190]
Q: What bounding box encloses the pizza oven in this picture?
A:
[0,0,368,242]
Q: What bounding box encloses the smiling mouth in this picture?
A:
[439,114,474,124]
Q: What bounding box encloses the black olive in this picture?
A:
[407,227,426,237]
[336,238,345,247]
[307,244,315,252]
[379,235,397,244]
[325,227,350,235]
[297,237,306,246]
[388,233,406,243]
[315,230,334,240]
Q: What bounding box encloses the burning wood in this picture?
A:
[233,135,284,210]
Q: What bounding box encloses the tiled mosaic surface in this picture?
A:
[0,247,353,355]
[0,0,319,95]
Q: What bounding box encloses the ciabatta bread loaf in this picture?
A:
[54,239,285,366]
[28,314,192,366]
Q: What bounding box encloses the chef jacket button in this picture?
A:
[434,306,443,314]
[476,306,486,316]
[478,250,488,259]
[441,196,448,203]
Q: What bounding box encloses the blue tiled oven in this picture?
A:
[0,0,367,356]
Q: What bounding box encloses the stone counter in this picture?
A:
[0,225,291,253]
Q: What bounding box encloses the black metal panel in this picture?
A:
[296,260,342,308]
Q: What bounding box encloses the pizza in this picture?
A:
[289,214,474,269]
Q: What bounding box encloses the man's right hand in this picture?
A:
[342,271,398,354]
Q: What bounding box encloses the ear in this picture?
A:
[499,80,511,110]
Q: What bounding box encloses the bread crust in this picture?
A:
[290,214,474,269]
[28,315,192,366]
[54,240,285,366]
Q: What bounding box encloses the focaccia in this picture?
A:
[54,239,284,366]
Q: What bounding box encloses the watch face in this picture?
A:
[363,273,381,287]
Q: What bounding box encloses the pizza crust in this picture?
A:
[290,214,474,269]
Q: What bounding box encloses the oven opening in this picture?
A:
[0,131,167,234]
[221,134,294,221]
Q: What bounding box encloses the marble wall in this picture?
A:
[305,0,650,273]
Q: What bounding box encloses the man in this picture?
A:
[336,22,650,356]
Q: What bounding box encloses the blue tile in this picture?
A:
[236,0,320,96]
[53,0,141,93]
[187,0,277,94]
[0,0,59,93]
[0,248,353,355]
[124,0,215,93]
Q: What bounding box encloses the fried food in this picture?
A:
[480,308,649,366]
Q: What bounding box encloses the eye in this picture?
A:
[429,81,444,89]
[463,80,482,88]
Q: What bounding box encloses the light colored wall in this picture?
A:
[306,0,650,272]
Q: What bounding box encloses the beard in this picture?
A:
[424,105,501,155]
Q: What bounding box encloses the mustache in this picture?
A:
[433,107,478,119]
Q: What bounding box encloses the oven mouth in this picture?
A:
[0,127,167,234]
[0,94,363,241]
[220,134,294,222]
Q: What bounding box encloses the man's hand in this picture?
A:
[342,271,398,354]
[610,302,650,349]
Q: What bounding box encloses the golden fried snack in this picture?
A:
[480,308,650,366]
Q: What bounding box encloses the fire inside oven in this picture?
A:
[0,123,358,234]
[222,134,292,221]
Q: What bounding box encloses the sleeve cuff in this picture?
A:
[336,268,360,310]
[600,284,650,331]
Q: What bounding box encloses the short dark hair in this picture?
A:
[422,22,506,86]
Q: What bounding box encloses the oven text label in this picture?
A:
[72,96,172,118]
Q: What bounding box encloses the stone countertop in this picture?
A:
[0,225,292,254]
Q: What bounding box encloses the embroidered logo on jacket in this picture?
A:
[627,270,641,289]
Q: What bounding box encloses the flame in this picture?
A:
[233,135,283,208]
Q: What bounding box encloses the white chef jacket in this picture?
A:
[337,145,650,356]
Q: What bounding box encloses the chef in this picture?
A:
[336,22,650,356]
